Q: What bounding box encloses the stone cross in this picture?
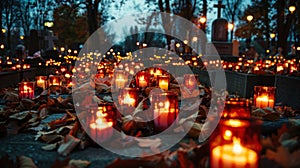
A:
[44,31,57,50]
[214,0,225,18]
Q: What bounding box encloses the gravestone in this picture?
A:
[44,30,58,51]
[206,0,233,57]
[211,18,228,42]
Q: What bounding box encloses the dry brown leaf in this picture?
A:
[39,107,49,118]
[68,159,91,168]
[17,156,38,168]
[57,135,81,156]
[42,143,59,151]
[40,134,64,144]
[266,147,300,167]
[20,99,35,110]
[3,92,19,102]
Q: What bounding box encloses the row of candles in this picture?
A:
[18,75,63,99]
[221,57,299,75]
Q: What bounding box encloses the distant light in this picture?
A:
[183,40,188,44]
[228,23,234,30]
[192,36,198,42]
[74,50,78,54]
[1,28,6,33]
[68,49,71,53]
[136,41,140,46]
[289,5,296,13]
[44,21,54,28]
[20,36,24,40]
[0,44,4,49]
[199,16,206,24]
[247,15,253,22]
[60,47,65,52]
[266,50,270,53]
[297,46,300,51]
[176,43,180,48]
[142,43,147,47]
[270,33,276,39]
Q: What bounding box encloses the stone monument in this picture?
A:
[206,0,233,56]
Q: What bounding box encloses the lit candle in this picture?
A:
[19,82,34,99]
[48,76,61,86]
[114,70,127,89]
[136,71,150,88]
[118,88,138,115]
[158,75,169,91]
[122,93,136,107]
[255,95,274,108]
[36,76,47,89]
[254,86,276,109]
[89,109,113,143]
[152,92,178,131]
[211,138,258,168]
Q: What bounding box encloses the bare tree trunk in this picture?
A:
[276,0,292,56]
[87,0,100,35]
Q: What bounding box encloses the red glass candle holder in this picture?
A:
[136,71,150,88]
[158,75,170,91]
[19,82,35,99]
[48,76,61,86]
[118,88,138,115]
[210,98,261,168]
[151,92,178,131]
[113,70,128,89]
[88,106,113,143]
[253,86,276,109]
[36,76,47,89]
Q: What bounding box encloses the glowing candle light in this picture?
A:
[19,82,35,99]
[36,76,47,89]
[152,92,178,131]
[254,86,276,108]
[158,75,169,91]
[211,137,258,168]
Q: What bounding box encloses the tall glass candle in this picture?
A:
[158,75,169,91]
[36,76,47,89]
[151,92,178,131]
[254,86,276,108]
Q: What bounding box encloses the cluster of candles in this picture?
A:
[18,75,63,99]
[92,60,199,132]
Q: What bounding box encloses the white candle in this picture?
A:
[211,138,258,168]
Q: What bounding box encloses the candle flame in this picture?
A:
[123,94,135,106]
[233,137,243,154]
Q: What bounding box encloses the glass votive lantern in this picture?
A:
[253,86,276,109]
[136,71,150,88]
[48,76,61,86]
[158,75,170,91]
[19,82,35,99]
[210,99,261,168]
[151,92,178,131]
[88,106,113,143]
[113,70,128,89]
[36,76,47,89]
[118,88,138,115]
[183,74,198,90]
